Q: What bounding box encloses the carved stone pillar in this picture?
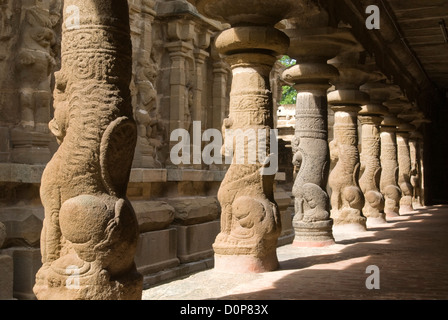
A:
[386,99,415,214]
[407,112,428,208]
[188,0,306,273]
[396,119,416,214]
[409,129,423,208]
[379,108,401,217]
[328,50,370,233]
[34,0,142,300]
[358,81,392,225]
[282,27,359,247]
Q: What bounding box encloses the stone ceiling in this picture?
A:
[387,0,448,90]
[329,0,448,116]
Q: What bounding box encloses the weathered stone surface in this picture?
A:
[33,0,142,300]
[328,50,371,232]
[175,220,220,263]
[0,222,5,247]
[396,121,415,214]
[3,247,42,300]
[380,113,402,217]
[281,25,357,247]
[135,228,179,275]
[358,78,391,225]
[169,197,219,225]
[133,201,175,233]
[0,254,14,300]
[0,206,44,247]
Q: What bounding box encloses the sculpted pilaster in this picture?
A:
[130,0,165,168]
[34,0,142,300]
[281,25,360,247]
[188,0,309,272]
[408,112,428,208]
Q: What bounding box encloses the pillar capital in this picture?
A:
[214,26,290,58]
[188,0,314,27]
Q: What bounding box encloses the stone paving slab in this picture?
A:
[143,205,448,300]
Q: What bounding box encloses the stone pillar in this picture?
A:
[33,0,142,300]
[188,0,306,273]
[379,108,401,217]
[386,99,415,214]
[282,27,359,247]
[210,44,230,131]
[328,50,370,233]
[3,0,61,165]
[166,22,195,135]
[396,120,416,214]
[407,112,428,208]
[409,128,423,208]
[358,81,392,225]
[0,222,13,300]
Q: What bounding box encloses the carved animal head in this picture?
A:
[49,71,69,144]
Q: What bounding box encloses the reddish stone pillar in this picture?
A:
[188,0,309,272]
[34,0,142,300]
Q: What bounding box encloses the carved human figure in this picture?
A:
[34,0,142,300]
[328,51,371,232]
[15,5,56,132]
[134,56,164,168]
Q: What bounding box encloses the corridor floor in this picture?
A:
[142,205,448,300]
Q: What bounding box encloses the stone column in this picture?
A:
[396,119,416,214]
[386,99,415,214]
[408,112,428,208]
[409,127,423,208]
[165,22,195,135]
[358,81,392,225]
[379,107,401,217]
[328,50,370,233]
[33,0,142,300]
[282,27,359,247]
[6,0,60,165]
[210,44,230,131]
[188,0,306,273]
